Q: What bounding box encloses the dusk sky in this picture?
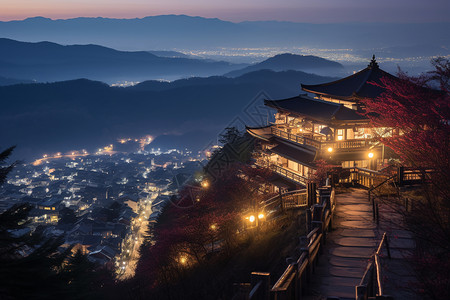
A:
[1,0,449,23]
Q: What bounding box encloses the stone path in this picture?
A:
[305,188,418,300]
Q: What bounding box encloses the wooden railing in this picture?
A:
[236,187,335,300]
[256,158,309,187]
[340,167,388,188]
[271,127,321,149]
[260,189,308,212]
[271,187,335,299]
[271,126,376,151]
[356,232,392,300]
[270,164,308,186]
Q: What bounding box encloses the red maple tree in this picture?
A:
[361,58,450,298]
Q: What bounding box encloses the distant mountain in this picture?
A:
[0,38,246,83]
[224,54,344,77]
[0,70,337,160]
[0,76,34,86]
[147,50,190,58]
[0,16,448,52]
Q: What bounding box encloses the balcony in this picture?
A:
[271,126,376,152]
[256,159,308,186]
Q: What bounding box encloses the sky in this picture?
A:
[1,0,449,23]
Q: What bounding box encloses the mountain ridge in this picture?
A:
[1,15,448,52]
[0,69,337,160]
[224,53,344,77]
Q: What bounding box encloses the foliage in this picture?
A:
[362,58,450,299]
[204,127,255,180]
[0,146,16,186]
[308,159,335,186]
[135,162,273,298]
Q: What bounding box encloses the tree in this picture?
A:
[0,146,16,186]
[135,162,273,298]
[361,58,450,299]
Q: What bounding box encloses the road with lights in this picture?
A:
[117,191,158,279]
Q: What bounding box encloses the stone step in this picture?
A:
[330,246,373,259]
[329,256,367,268]
[329,266,365,278]
[340,229,376,238]
[334,237,377,248]
[336,204,372,212]
[340,220,376,229]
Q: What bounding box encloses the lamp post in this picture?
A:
[368,151,374,170]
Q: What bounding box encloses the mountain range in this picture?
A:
[0,38,345,83]
[0,38,244,83]
[0,16,448,54]
[224,53,344,77]
[0,69,337,160]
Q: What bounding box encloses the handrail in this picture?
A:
[357,232,391,299]
[369,174,397,193]
[271,264,296,291]
[255,159,308,186]
[259,189,307,210]
[249,281,262,299]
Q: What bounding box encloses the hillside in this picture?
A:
[223,53,344,77]
[0,70,336,160]
[0,38,245,83]
[0,76,34,86]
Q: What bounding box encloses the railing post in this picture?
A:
[356,285,367,300]
[306,208,312,233]
[376,202,379,225]
[371,196,376,221]
[398,166,404,187]
[250,272,270,300]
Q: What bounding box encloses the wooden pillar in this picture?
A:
[398,166,404,187]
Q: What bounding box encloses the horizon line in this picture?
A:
[1,14,449,24]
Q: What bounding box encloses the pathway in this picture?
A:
[305,188,417,299]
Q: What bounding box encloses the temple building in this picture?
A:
[247,56,396,190]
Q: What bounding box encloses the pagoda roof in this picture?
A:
[269,142,316,167]
[264,95,367,123]
[246,125,272,141]
[301,56,397,101]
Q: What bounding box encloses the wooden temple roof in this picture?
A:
[264,95,367,123]
[301,56,397,102]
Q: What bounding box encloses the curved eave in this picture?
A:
[301,86,359,102]
[246,125,272,142]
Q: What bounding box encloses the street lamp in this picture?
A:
[201,180,209,189]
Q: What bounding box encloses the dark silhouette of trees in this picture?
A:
[0,146,16,186]
[135,161,272,299]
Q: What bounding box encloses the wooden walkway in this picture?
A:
[305,188,418,299]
